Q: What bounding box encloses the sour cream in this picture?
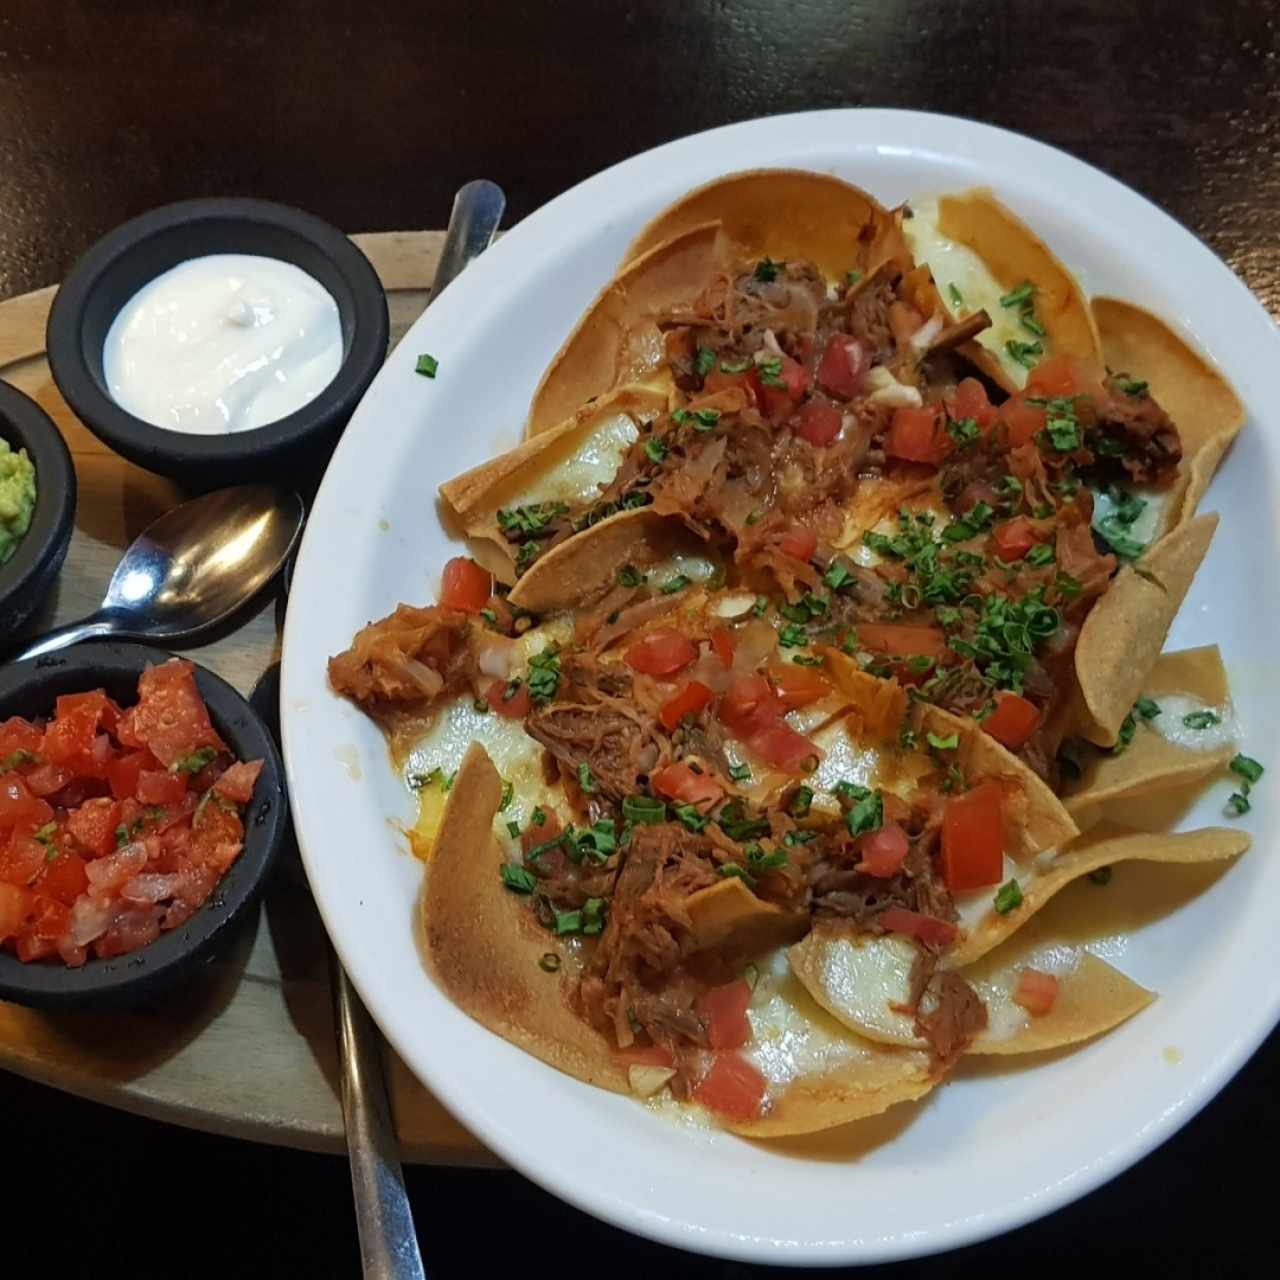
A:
[103,254,343,434]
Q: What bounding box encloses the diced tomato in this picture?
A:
[440,556,492,614]
[659,681,714,732]
[997,395,1047,448]
[941,780,1005,892]
[709,627,735,669]
[30,896,71,942]
[946,377,998,431]
[136,770,188,808]
[625,629,698,678]
[758,355,810,421]
[24,762,74,797]
[65,797,123,858]
[610,1044,675,1069]
[703,366,762,406]
[213,760,263,805]
[855,624,949,660]
[38,850,89,905]
[0,774,53,828]
[485,679,532,719]
[0,830,45,885]
[793,399,843,447]
[778,525,818,562]
[885,405,950,466]
[768,659,832,710]
[1013,967,1060,1016]
[1026,354,1103,402]
[879,906,959,948]
[41,692,111,775]
[982,692,1041,750]
[0,717,41,761]
[0,882,34,939]
[749,721,820,773]
[189,798,246,875]
[696,979,753,1051]
[992,516,1038,562]
[652,761,723,808]
[856,821,910,877]
[719,675,781,738]
[106,750,149,801]
[817,334,867,400]
[127,660,225,768]
[15,933,55,962]
[692,1052,766,1121]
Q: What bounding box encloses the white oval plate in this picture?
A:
[281,110,1280,1264]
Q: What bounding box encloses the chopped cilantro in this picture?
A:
[695,346,716,377]
[993,878,1023,914]
[846,788,883,836]
[1026,543,1055,568]
[778,624,808,648]
[500,864,538,894]
[754,257,781,282]
[515,541,540,570]
[946,416,980,447]
[527,647,561,704]
[1182,710,1221,730]
[171,747,217,776]
[496,501,568,537]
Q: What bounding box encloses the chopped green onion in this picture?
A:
[415,353,439,378]
[1134,696,1162,721]
[1005,339,1043,369]
[1230,754,1264,784]
[993,879,1023,914]
[500,864,537,894]
[926,732,959,751]
[576,763,597,794]
[622,795,666,825]
[695,346,716,377]
[754,257,781,282]
[728,763,751,783]
[1182,710,1221,730]
[660,574,690,595]
[999,282,1035,309]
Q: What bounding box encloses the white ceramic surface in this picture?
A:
[280,110,1279,1264]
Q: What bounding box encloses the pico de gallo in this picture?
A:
[0,659,263,967]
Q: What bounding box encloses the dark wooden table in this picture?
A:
[3,1,1276,1274]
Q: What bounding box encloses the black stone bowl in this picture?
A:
[45,198,388,488]
[0,643,287,1008]
[0,379,76,638]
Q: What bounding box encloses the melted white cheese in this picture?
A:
[1143,693,1237,753]
[1090,484,1170,550]
[506,408,648,508]
[904,199,1037,389]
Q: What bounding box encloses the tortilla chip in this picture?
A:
[439,386,667,583]
[788,925,1150,1056]
[1093,297,1245,534]
[621,168,895,282]
[420,742,627,1093]
[1075,513,1218,747]
[914,703,1078,858]
[1063,645,1236,815]
[728,968,934,1138]
[506,507,694,613]
[526,221,727,437]
[685,877,808,955]
[946,819,1249,967]
[822,652,907,742]
[928,189,1102,392]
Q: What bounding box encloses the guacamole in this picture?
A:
[0,438,35,566]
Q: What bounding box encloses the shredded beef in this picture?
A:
[577,823,720,1049]
[1097,377,1182,484]
[328,605,472,709]
[907,948,989,1072]
[525,699,666,800]
[810,827,955,927]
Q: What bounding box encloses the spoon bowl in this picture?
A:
[10,485,303,661]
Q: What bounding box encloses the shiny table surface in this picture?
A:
[3,0,1277,1274]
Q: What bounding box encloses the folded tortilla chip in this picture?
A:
[946,819,1249,967]
[621,168,896,282]
[1093,297,1245,536]
[1063,645,1236,816]
[685,876,808,955]
[914,703,1078,859]
[788,923,1151,1057]
[526,222,728,437]
[908,189,1102,393]
[1075,512,1218,746]
[420,742,628,1093]
[439,385,667,584]
[729,967,934,1138]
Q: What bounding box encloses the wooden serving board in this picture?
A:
[0,232,494,1165]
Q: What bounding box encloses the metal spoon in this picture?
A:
[10,485,304,662]
[330,177,506,1280]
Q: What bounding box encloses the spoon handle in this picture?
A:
[432,180,507,299]
[8,613,119,662]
